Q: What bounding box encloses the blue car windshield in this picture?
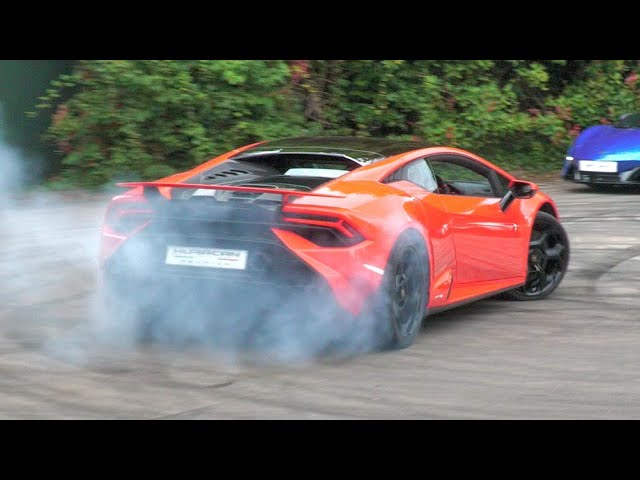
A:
[615,113,640,129]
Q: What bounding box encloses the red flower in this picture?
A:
[58,140,73,154]
[290,60,309,84]
[569,125,582,138]
[52,104,68,125]
[625,72,638,85]
[445,127,454,140]
[555,105,572,121]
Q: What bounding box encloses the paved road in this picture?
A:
[1,183,639,419]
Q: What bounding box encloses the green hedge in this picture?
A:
[35,60,640,188]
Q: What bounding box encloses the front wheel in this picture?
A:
[504,212,570,301]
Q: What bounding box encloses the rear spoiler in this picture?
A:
[116,181,345,204]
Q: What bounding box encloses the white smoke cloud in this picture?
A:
[93,194,389,365]
[1,102,389,371]
[0,104,25,202]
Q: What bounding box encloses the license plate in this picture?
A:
[579,160,617,173]
[165,246,248,270]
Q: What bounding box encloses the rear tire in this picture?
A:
[503,212,569,301]
[372,231,429,350]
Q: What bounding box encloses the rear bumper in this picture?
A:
[102,227,344,316]
[103,247,384,319]
[102,233,385,320]
[100,198,390,318]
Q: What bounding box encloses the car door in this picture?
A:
[383,158,456,307]
[428,154,528,283]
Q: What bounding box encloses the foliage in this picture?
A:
[36,60,640,187]
[35,60,308,187]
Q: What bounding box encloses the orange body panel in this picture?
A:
[269,146,551,311]
[102,142,560,318]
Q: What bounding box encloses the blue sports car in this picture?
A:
[561,113,640,187]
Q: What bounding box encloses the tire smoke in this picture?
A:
[1,108,387,367]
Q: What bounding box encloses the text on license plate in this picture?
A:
[579,160,617,173]
[165,246,248,270]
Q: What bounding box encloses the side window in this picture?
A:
[405,159,438,192]
[384,168,405,183]
[429,157,498,198]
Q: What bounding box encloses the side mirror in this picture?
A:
[511,180,538,198]
[500,180,539,212]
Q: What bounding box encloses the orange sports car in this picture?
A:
[100,137,569,349]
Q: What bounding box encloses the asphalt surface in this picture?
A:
[1,182,639,419]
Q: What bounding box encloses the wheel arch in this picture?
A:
[394,227,429,253]
[538,202,558,219]
[376,226,432,349]
[389,226,432,297]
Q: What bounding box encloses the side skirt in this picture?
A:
[427,283,524,316]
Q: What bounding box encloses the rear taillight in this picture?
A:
[280,212,366,247]
[104,194,153,236]
[100,192,153,265]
